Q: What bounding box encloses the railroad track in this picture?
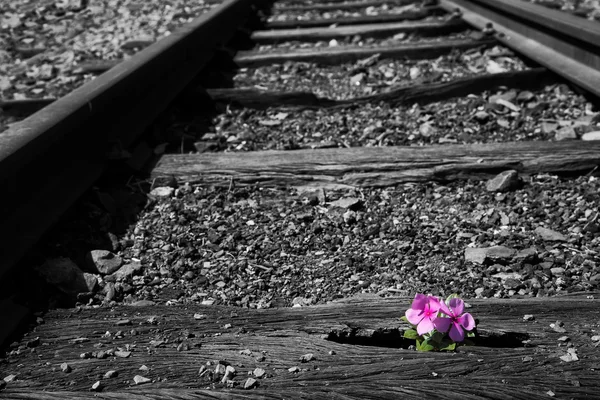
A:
[1,0,600,397]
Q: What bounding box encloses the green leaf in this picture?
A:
[403,329,419,340]
[440,341,457,351]
[467,331,476,338]
[430,331,444,344]
[417,339,435,352]
[400,316,409,323]
[445,293,460,303]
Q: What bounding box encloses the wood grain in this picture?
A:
[234,38,495,67]
[207,68,552,109]
[152,141,600,188]
[251,20,467,43]
[2,294,599,398]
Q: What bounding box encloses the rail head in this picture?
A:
[0,0,266,180]
[0,0,267,282]
[440,0,600,99]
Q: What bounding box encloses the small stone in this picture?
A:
[130,300,155,307]
[522,356,533,362]
[350,73,365,85]
[288,366,300,373]
[86,250,123,275]
[473,110,489,122]
[80,352,93,359]
[91,381,103,392]
[554,126,577,141]
[465,246,516,265]
[523,314,535,321]
[547,390,555,397]
[149,187,174,197]
[328,350,336,355]
[300,353,315,363]
[244,377,258,389]
[110,262,142,281]
[253,368,266,378]
[560,350,579,362]
[3,374,17,382]
[60,363,71,373]
[116,319,131,326]
[591,335,600,342]
[551,321,566,333]
[292,297,312,307]
[139,365,149,371]
[104,370,118,379]
[514,247,538,262]
[557,336,570,342]
[83,273,99,292]
[214,364,227,375]
[486,170,521,192]
[581,131,600,141]
[535,227,567,242]
[133,375,151,385]
[239,349,252,356]
[255,355,265,362]
[329,197,362,211]
[194,313,206,320]
[114,351,131,358]
[550,267,565,276]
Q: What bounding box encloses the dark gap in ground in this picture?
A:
[325,326,530,348]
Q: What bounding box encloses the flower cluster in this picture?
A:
[402,293,476,351]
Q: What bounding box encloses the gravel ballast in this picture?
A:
[15,173,600,310]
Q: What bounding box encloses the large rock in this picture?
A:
[465,246,516,265]
[535,227,567,242]
[86,250,123,275]
[109,261,142,281]
[34,258,97,295]
[486,170,521,192]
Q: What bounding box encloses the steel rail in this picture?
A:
[438,0,600,98]
[0,0,266,282]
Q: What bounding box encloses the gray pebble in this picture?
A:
[244,377,258,389]
[104,370,118,379]
[133,375,151,385]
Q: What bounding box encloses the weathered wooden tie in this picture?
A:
[251,19,467,43]
[235,38,495,66]
[1,294,598,398]
[207,68,552,109]
[152,141,600,188]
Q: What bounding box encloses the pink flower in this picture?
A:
[434,298,476,342]
[405,294,442,335]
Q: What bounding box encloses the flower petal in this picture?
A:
[427,296,441,313]
[439,300,451,317]
[405,308,424,326]
[448,322,465,342]
[433,316,451,333]
[410,294,427,311]
[448,298,464,316]
[417,317,435,335]
[458,313,476,331]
